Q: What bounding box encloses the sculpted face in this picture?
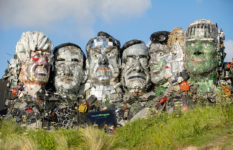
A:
[88,37,120,84]
[185,40,217,75]
[19,50,51,85]
[122,43,150,93]
[184,19,222,76]
[54,45,85,92]
[149,43,171,85]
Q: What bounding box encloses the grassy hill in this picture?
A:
[0,92,233,150]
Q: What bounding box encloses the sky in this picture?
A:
[0,0,233,77]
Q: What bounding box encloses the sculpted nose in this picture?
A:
[194,51,203,56]
[38,56,48,65]
[64,66,72,76]
[135,61,142,72]
[99,54,108,65]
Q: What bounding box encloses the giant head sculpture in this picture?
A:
[53,43,86,96]
[86,31,121,85]
[16,31,53,96]
[121,40,150,94]
[149,31,171,85]
[184,19,224,75]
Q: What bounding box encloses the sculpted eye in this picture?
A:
[32,55,39,61]
[58,63,65,68]
[139,55,147,58]
[45,56,49,62]
[72,58,79,62]
[94,52,99,58]
[159,52,164,56]
[57,58,65,61]
[127,55,134,59]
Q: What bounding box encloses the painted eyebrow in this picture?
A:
[139,55,147,58]
[56,58,66,61]
[104,47,116,53]
[91,47,102,53]
[150,50,164,54]
[71,58,79,62]
[127,55,147,58]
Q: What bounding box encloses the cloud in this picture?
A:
[224,40,233,62]
[0,0,151,38]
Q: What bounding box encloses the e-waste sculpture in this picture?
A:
[6,31,53,127]
[121,40,151,120]
[184,19,225,102]
[52,43,86,128]
[84,31,122,111]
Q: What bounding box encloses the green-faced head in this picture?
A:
[185,39,217,74]
[185,19,220,75]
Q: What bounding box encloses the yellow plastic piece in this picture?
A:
[78,104,87,113]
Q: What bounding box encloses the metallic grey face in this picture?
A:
[149,43,172,85]
[54,46,84,93]
[88,37,120,85]
[122,43,150,93]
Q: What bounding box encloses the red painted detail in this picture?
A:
[12,88,18,96]
[123,106,127,111]
[32,57,39,61]
[156,97,168,108]
[85,101,89,106]
[27,107,33,114]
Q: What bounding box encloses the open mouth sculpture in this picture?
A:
[31,64,50,82]
[61,78,73,82]
[97,67,110,72]
[128,75,146,80]
[95,65,113,81]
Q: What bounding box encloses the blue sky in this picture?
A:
[0,0,233,77]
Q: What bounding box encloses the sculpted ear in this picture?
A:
[121,62,126,68]
[118,58,122,68]
[18,61,28,84]
[82,59,89,83]
[85,59,89,70]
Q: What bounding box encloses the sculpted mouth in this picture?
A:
[37,73,47,76]
[191,58,205,62]
[128,76,146,80]
[61,78,73,82]
[97,67,110,72]
[34,65,49,75]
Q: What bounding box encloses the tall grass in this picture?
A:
[113,105,233,150]
[113,88,233,150]
[0,89,232,150]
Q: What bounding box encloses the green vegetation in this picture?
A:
[0,92,232,150]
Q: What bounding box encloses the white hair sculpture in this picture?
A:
[16,31,53,63]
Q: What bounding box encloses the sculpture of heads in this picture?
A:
[149,31,171,85]
[16,31,53,87]
[184,19,225,75]
[86,31,121,85]
[121,40,150,93]
[53,43,86,95]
